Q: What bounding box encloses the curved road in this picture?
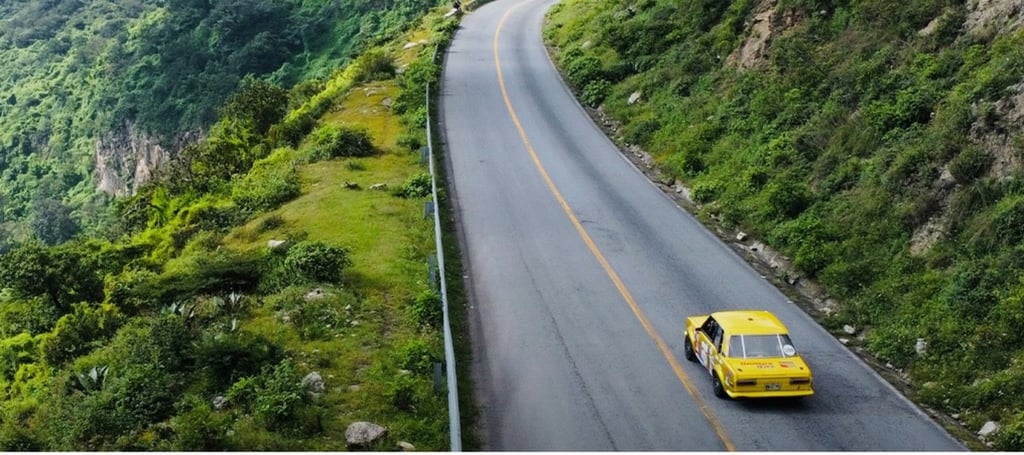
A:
[439,0,967,450]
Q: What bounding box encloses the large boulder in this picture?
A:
[346,421,388,449]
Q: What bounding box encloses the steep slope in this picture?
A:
[0,8,461,450]
[545,0,1024,449]
[0,0,436,245]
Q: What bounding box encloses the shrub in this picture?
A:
[284,241,352,284]
[353,49,396,82]
[663,146,705,178]
[996,410,1024,451]
[269,111,316,147]
[0,332,38,381]
[389,374,419,412]
[231,161,300,213]
[948,146,992,184]
[182,200,243,232]
[768,213,836,276]
[291,295,343,340]
[396,131,424,151]
[397,338,440,376]
[226,360,307,430]
[39,303,124,366]
[625,118,661,146]
[991,196,1024,246]
[193,331,284,393]
[0,421,41,451]
[765,178,813,219]
[565,55,604,88]
[103,268,161,312]
[412,289,442,329]
[0,296,59,338]
[691,179,723,204]
[257,214,285,233]
[168,394,232,451]
[310,125,376,161]
[398,173,432,199]
[581,79,611,107]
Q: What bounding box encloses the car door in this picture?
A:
[695,317,723,376]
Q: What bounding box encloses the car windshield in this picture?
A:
[728,334,797,358]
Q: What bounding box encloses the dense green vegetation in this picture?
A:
[0,0,437,244]
[0,4,463,449]
[547,0,1024,449]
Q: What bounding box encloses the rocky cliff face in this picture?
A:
[94,121,198,196]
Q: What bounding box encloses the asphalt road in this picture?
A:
[438,0,968,450]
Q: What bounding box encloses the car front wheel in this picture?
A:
[712,373,728,399]
[684,336,696,362]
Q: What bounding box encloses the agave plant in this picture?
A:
[74,365,109,393]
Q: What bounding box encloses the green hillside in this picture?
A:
[0,2,469,450]
[546,0,1024,449]
[0,0,436,244]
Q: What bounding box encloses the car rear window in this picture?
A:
[728,334,797,358]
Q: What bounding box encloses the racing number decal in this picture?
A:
[699,339,713,375]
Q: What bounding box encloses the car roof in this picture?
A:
[710,310,789,335]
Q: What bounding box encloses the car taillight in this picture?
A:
[789,378,811,385]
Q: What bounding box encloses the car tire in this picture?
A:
[684,336,696,362]
[712,373,728,399]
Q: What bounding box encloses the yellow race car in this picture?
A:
[684,310,813,399]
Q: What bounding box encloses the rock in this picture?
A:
[398,441,416,451]
[382,97,393,107]
[343,181,360,189]
[403,42,419,49]
[370,183,388,191]
[628,91,643,105]
[303,372,326,398]
[843,324,857,335]
[212,395,227,410]
[838,337,849,345]
[735,231,747,242]
[885,362,894,369]
[346,421,388,449]
[952,413,960,420]
[979,421,999,438]
[305,288,326,300]
[348,384,362,392]
[915,338,928,355]
[268,239,287,249]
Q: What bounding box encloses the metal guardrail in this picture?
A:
[425,41,462,451]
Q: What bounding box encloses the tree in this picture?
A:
[0,240,107,312]
[219,75,289,135]
[30,198,79,245]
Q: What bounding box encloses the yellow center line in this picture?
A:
[491,3,736,451]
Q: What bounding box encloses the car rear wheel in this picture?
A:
[684,336,696,362]
[712,373,728,399]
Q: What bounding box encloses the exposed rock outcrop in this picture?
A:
[726,0,805,70]
[94,121,198,196]
[965,0,1024,37]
